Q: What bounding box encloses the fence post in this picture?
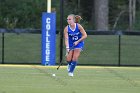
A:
[118,35,121,66]
[59,0,64,65]
[2,33,4,64]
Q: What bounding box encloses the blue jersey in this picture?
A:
[67,23,84,49]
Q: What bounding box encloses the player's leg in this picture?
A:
[66,50,74,72]
[69,48,81,76]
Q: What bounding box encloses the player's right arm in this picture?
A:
[64,26,69,52]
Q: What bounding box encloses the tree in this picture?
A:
[94,0,109,31]
[129,0,136,31]
[0,0,46,29]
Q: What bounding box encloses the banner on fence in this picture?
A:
[42,12,56,66]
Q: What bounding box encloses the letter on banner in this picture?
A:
[42,12,56,65]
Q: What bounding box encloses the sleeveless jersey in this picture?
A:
[67,23,84,49]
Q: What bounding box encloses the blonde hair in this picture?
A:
[68,14,82,23]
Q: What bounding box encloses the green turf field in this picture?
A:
[0,65,140,93]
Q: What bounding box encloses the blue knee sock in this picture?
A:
[69,61,77,73]
[67,61,72,65]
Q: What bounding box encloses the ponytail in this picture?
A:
[68,14,83,23]
[75,15,82,23]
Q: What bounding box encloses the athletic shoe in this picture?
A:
[68,72,74,77]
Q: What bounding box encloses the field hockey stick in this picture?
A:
[57,45,74,70]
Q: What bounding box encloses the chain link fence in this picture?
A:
[0,29,140,66]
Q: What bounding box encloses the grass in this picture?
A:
[0,65,140,93]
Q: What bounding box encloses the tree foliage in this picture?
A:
[0,0,46,29]
[109,0,129,30]
[0,0,140,30]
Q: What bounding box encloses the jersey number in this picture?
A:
[72,36,78,41]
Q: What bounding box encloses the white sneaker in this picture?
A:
[68,72,74,77]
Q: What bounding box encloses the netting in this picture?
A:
[62,35,119,66]
[2,33,41,64]
[0,34,2,63]
[0,32,140,66]
[121,36,140,66]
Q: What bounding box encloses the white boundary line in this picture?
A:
[0,64,140,69]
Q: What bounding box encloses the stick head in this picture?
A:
[57,63,62,70]
[57,67,59,70]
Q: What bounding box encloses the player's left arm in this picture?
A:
[74,24,87,46]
